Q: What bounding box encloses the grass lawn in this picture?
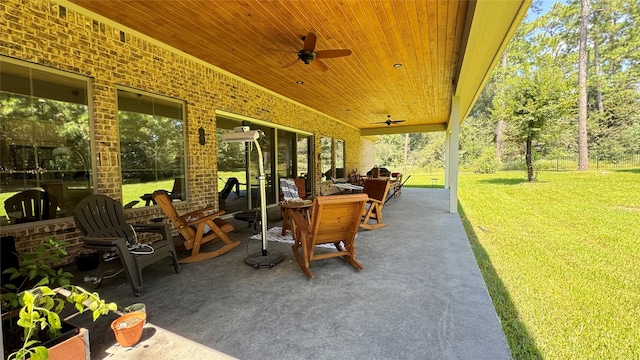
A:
[457,170,640,359]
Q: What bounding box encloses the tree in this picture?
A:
[577,0,589,170]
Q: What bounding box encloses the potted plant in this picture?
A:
[1,238,117,360]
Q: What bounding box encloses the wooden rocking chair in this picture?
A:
[360,179,391,230]
[290,194,369,278]
[152,190,240,264]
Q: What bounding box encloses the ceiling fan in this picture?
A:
[282,32,352,72]
[371,115,406,126]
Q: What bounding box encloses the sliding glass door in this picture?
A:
[216,117,312,213]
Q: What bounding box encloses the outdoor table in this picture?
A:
[332,183,364,193]
[360,176,390,181]
[280,201,313,236]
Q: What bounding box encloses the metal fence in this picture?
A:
[502,153,640,171]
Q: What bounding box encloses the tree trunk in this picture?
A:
[495,120,505,160]
[577,0,589,171]
[496,51,507,162]
[526,137,534,182]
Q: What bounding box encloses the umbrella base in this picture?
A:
[245,251,284,268]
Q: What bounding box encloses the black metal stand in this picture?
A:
[245,250,284,268]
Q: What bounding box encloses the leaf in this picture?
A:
[23,339,39,348]
[35,277,50,287]
[108,302,118,311]
[54,298,65,313]
[16,318,33,328]
[9,272,21,281]
[48,312,62,329]
[31,346,49,360]
[39,286,55,296]
[43,296,54,310]
[22,291,35,305]
[92,309,101,321]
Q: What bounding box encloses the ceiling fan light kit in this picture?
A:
[298,50,316,64]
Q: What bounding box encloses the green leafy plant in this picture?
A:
[8,285,117,360]
[2,238,73,312]
[1,238,117,360]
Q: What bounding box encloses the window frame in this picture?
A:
[0,56,95,226]
[335,138,345,179]
[116,87,188,208]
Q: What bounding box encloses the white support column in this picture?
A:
[444,134,450,189]
[447,96,460,213]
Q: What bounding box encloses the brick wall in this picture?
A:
[0,0,375,264]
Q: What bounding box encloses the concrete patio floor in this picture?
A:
[68,187,511,360]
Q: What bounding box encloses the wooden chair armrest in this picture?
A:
[290,211,310,234]
[181,206,223,219]
[184,211,225,228]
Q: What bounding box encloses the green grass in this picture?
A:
[121,179,176,208]
[403,171,446,188]
[457,170,640,359]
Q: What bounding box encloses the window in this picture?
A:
[117,89,186,208]
[321,136,333,180]
[277,129,295,179]
[0,59,92,225]
[336,139,345,179]
[296,136,310,179]
[296,135,312,194]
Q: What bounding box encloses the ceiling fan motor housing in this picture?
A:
[299,50,316,64]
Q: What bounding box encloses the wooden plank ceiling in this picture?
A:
[67,0,483,134]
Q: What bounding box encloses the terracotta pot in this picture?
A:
[111,312,146,347]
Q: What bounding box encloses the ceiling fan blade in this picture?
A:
[370,121,388,124]
[303,32,317,52]
[310,58,328,72]
[281,57,300,68]
[392,120,406,123]
[316,49,352,59]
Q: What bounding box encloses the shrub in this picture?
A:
[472,148,501,174]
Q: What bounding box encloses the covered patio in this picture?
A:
[1,0,529,358]
[70,188,509,359]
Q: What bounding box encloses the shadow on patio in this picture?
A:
[68,188,511,360]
